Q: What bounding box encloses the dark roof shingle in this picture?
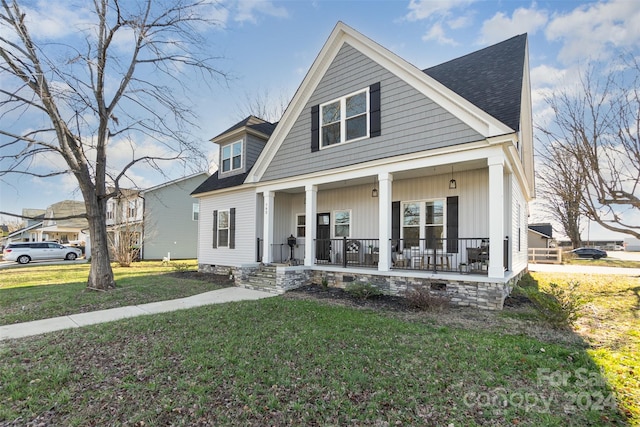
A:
[423,34,527,132]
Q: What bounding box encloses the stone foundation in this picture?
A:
[199,263,525,310]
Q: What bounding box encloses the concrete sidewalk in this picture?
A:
[0,287,275,341]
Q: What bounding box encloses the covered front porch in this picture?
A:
[257,145,515,282]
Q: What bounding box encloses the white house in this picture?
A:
[191,22,535,310]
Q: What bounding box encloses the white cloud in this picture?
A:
[546,0,640,65]
[234,0,289,24]
[422,23,458,46]
[406,0,476,21]
[479,6,548,45]
[20,1,93,40]
[447,15,472,30]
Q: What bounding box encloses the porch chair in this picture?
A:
[346,240,361,264]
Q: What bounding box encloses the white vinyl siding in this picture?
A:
[198,187,257,266]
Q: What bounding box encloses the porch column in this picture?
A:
[262,191,275,264]
[304,184,318,266]
[488,156,505,278]
[378,172,393,272]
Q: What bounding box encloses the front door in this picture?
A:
[316,213,331,261]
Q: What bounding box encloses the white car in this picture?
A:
[3,242,83,264]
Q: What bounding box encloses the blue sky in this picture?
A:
[1,0,639,240]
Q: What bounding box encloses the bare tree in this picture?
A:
[534,142,585,247]
[235,87,290,123]
[537,56,640,240]
[0,0,225,289]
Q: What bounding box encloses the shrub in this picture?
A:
[321,276,329,288]
[518,280,587,328]
[172,262,191,273]
[345,282,382,299]
[404,287,449,311]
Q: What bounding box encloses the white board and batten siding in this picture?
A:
[509,175,529,272]
[198,187,258,267]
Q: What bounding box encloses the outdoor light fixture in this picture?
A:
[371,177,379,197]
[449,166,457,190]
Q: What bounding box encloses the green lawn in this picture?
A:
[0,260,231,325]
[0,263,637,425]
[0,297,627,426]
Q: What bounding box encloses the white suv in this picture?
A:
[3,242,83,264]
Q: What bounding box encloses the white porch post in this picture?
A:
[262,191,275,263]
[488,156,505,278]
[304,185,318,266]
[378,172,393,272]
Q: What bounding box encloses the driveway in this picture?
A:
[529,251,640,276]
[0,259,88,270]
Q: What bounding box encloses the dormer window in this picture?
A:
[321,88,369,148]
[222,140,243,173]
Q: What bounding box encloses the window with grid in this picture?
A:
[321,89,368,148]
[221,141,242,173]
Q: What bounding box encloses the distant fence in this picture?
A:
[528,248,562,264]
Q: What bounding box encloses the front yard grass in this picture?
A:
[0,260,230,325]
[0,297,627,426]
[530,271,640,423]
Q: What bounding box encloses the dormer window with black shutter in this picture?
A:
[221,140,243,173]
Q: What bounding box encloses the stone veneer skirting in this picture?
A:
[199,263,526,310]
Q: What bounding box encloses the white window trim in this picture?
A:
[217,209,230,248]
[332,209,352,238]
[320,88,370,150]
[192,203,199,221]
[221,140,243,173]
[295,213,306,238]
[400,199,447,249]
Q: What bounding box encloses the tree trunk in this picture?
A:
[85,194,116,290]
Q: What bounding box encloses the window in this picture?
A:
[128,200,137,218]
[401,199,445,250]
[192,203,199,221]
[222,140,242,173]
[321,89,368,148]
[218,210,229,247]
[296,214,306,238]
[334,210,351,237]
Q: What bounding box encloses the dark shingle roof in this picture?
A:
[212,116,276,141]
[191,170,252,195]
[423,34,527,132]
[529,223,553,239]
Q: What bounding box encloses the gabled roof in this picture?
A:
[424,34,527,132]
[246,22,519,183]
[7,221,43,238]
[142,172,210,194]
[528,223,553,239]
[211,115,277,144]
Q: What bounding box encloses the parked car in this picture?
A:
[570,247,608,259]
[2,242,83,264]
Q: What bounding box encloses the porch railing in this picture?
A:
[257,238,305,264]
[390,238,492,273]
[315,237,380,268]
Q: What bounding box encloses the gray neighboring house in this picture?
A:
[528,223,553,248]
[140,172,209,260]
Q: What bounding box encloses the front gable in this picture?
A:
[247,22,513,184]
[260,42,485,182]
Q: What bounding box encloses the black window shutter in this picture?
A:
[212,210,218,249]
[446,196,458,253]
[391,201,400,251]
[370,82,381,137]
[311,104,319,152]
[229,208,236,249]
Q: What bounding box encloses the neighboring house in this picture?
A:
[40,201,88,244]
[192,22,535,310]
[3,208,45,244]
[140,172,209,260]
[106,173,209,260]
[528,223,553,249]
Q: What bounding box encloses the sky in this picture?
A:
[1,0,639,241]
